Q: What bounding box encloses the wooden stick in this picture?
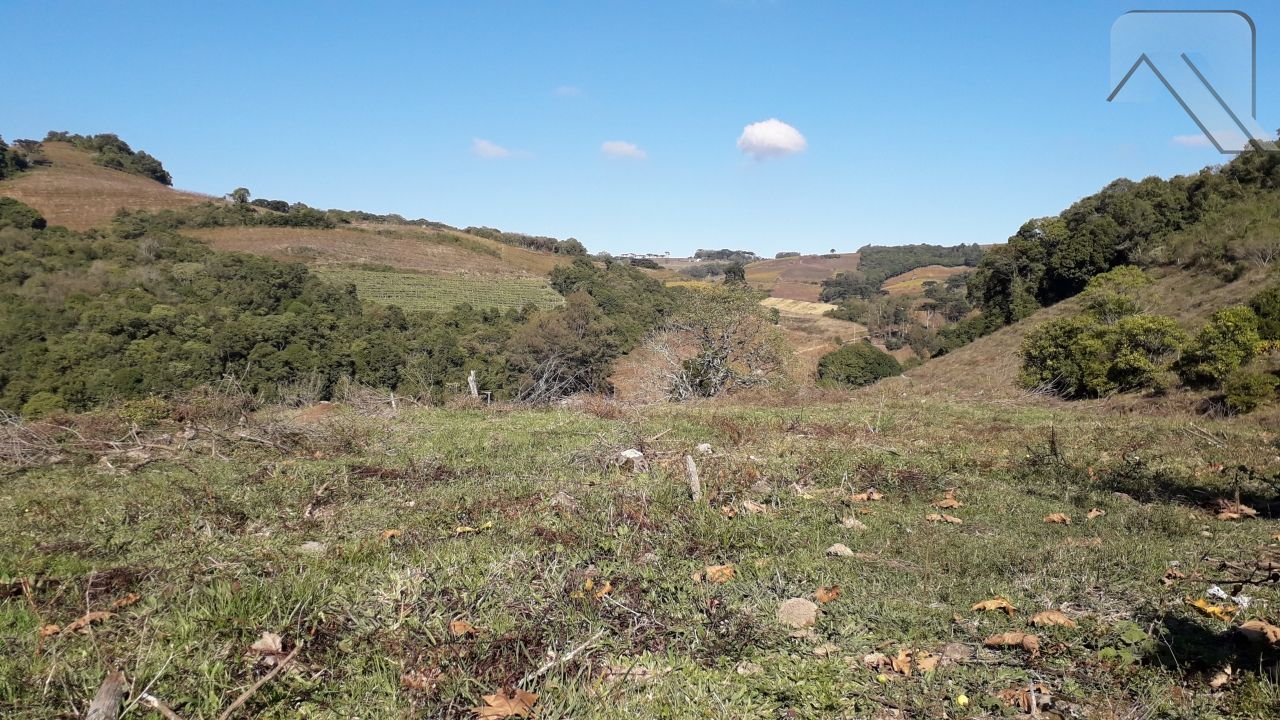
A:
[86,670,128,720]
[216,642,302,720]
[684,455,702,503]
[139,693,186,720]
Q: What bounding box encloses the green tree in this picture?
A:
[230,187,251,205]
[1249,284,1280,341]
[723,261,747,285]
[1176,306,1262,387]
[817,342,902,388]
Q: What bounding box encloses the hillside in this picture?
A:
[905,267,1277,404]
[0,141,575,312]
[744,253,861,301]
[0,141,212,229]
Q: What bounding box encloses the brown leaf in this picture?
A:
[851,488,884,502]
[108,592,141,611]
[971,597,1017,616]
[1161,568,1186,586]
[984,631,1041,656]
[933,490,963,509]
[915,652,940,673]
[742,500,769,515]
[925,513,962,524]
[1188,597,1236,622]
[1030,610,1077,628]
[1238,620,1280,646]
[891,648,913,676]
[719,505,737,518]
[594,580,613,599]
[247,630,288,666]
[380,529,402,541]
[815,585,841,604]
[1208,666,1233,689]
[1086,508,1105,521]
[38,624,61,638]
[449,619,478,637]
[1043,513,1071,525]
[401,668,440,692]
[1214,498,1258,520]
[862,652,891,670]
[63,611,114,634]
[704,565,735,584]
[473,688,539,719]
[996,683,1052,712]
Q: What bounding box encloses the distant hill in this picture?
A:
[0,139,580,312]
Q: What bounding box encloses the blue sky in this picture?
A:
[5,1,1278,256]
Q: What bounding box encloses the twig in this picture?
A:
[139,693,185,720]
[216,642,302,720]
[519,629,605,687]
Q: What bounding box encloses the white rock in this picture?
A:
[695,443,713,455]
[618,448,648,472]
[826,543,855,557]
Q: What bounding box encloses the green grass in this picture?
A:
[317,267,565,312]
[2,397,1278,718]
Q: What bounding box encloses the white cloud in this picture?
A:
[601,140,646,159]
[554,85,582,97]
[471,138,511,159]
[737,118,807,159]
[1172,134,1212,147]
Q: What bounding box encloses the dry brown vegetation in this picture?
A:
[880,264,970,296]
[745,253,862,301]
[0,142,212,229]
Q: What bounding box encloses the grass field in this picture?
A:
[745,254,862,302]
[2,394,1278,718]
[759,297,838,316]
[315,267,565,312]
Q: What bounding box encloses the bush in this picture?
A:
[1020,314,1187,397]
[1176,306,1261,387]
[21,392,65,418]
[1250,284,1280,341]
[0,198,46,230]
[1222,369,1279,414]
[817,342,902,388]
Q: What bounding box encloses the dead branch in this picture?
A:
[216,642,302,720]
[86,670,128,720]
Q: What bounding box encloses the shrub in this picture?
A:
[1221,369,1279,414]
[21,392,65,418]
[1176,306,1261,387]
[0,198,46,230]
[1250,284,1280,341]
[1020,314,1186,397]
[817,342,902,388]
[1080,265,1152,323]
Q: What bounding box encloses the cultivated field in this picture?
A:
[746,253,862,302]
[880,265,972,296]
[759,297,838,316]
[315,267,565,312]
[0,142,213,230]
[3,393,1278,718]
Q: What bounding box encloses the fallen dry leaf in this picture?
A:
[63,611,114,634]
[1238,619,1280,646]
[108,593,141,611]
[1161,568,1186,586]
[862,652,891,670]
[1214,499,1258,521]
[594,580,613,599]
[742,500,768,515]
[851,489,884,502]
[38,624,61,638]
[984,631,1041,656]
[815,585,841,604]
[916,652,940,673]
[719,505,737,518]
[811,642,841,657]
[1209,666,1234,689]
[932,490,963,509]
[472,688,538,719]
[996,683,1052,712]
[380,529,402,541]
[247,631,288,667]
[401,668,440,692]
[1030,610,1078,628]
[1086,508,1106,521]
[971,597,1017,616]
[925,513,963,525]
[704,565,735,584]
[891,648,913,675]
[1188,597,1236,622]
[840,516,868,530]
[1043,513,1071,525]
[449,619,478,637]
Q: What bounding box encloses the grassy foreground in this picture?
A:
[2,394,1279,718]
